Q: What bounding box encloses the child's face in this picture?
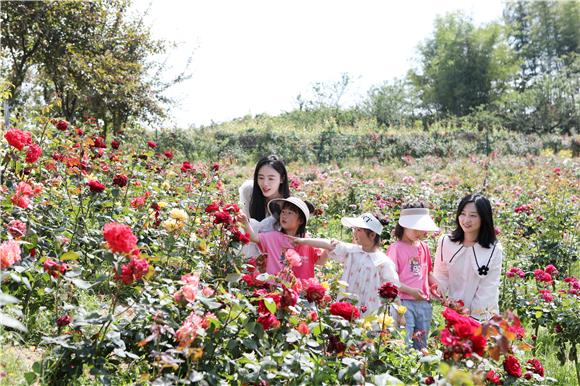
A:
[458,202,481,235]
[257,165,282,199]
[279,205,303,231]
[353,227,374,245]
[402,228,427,243]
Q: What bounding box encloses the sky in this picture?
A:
[132,0,505,128]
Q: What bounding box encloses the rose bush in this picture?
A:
[0,117,577,384]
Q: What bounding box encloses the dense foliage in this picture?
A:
[0,118,578,385]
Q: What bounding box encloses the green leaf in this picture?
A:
[0,293,19,306]
[67,277,92,289]
[0,312,27,332]
[226,273,242,283]
[263,297,277,314]
[306,339,319,348]
[286,329,301,343]
[311,323,323,336]
[24,372,37,385]
[61,251,80,261]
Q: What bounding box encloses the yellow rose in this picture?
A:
[158,201,168,209]
[169,208,189,222]
[395,305,407,316]
[162,219,180,232]
[378,314,394,328]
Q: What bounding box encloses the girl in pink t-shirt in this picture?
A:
[240,197,322,279]
[387,205,442,350]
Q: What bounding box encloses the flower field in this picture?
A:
[1,119,579,385]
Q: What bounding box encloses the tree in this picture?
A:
[504,0,579,89]
[0,0,188,134]
[409,13,518,117]
[499,1,579,133]
[363,78,421,128]
[494,55,579,134]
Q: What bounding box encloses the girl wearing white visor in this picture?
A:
[293,213,399,316]
[387,204,441,350]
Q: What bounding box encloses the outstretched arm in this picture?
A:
[292,237,335,250]
[239,213,259,244]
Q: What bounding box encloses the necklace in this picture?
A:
[473,244,497,276]
[446,236,497,276]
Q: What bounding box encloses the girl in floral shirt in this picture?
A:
[294,213,399,315]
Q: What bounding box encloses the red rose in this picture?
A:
[423,376,435,385]
[115,257,149,285]
[544,264,558,276]
[213,210,232,224]
[163,150,173,159]
[439,328,459,347]
[103,222,137,253]
[5,128,32,150]
[205,202,220,213]
[470,334,487,356]
[378,282,399,301]
[7,219,26,239]
[147,141,157,149]
[25,143,42,163]
[503,355,522,378]
[181,161,192,172]
[111,140,120,149]
[223,203,240,213]
[327,335,346,354]
[232,229,250,244]
[257,313,280,331]
[486,370,502,385]
[112,174,128,187]
[539,289,554,302]
[55,120,68,131]
[281,286,298,309]
[56,314,72,327]
[526,358,544,377]
[329,301,360,321]
[305,282,326,303]
[87,180,106,193]
[43,258,69,278]
[93,136,107,148]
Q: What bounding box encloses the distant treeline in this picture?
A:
[157,125,578,164]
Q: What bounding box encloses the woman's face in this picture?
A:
[458,202,481,235]
[257,165,282,199]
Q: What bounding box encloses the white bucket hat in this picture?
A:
[341,213,383,235]
[398,208,439,232]
[268,197,310,223]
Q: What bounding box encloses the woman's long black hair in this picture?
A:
[249,155,290,221]
[450,193,496,248]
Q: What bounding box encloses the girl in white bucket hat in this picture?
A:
[240,196,324,279]
[387,203,441,350]
[293,212,399,316]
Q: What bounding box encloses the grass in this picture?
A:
[0,343,43,386]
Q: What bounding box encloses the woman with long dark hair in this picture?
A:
[239,155,291,257]
[433,193,503,320]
